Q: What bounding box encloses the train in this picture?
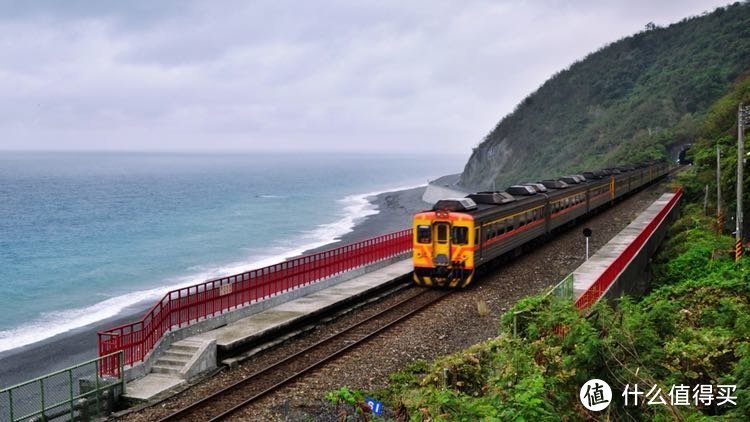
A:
[412,161,670,288]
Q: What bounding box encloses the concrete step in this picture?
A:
[124,374,185,401]
[151,364,181,375]
[154,358,187,368]
[174,339,204,347]
[170,344,200,353]
[162,350,194,360]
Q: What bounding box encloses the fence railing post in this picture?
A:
[69,370,74,419]
[8,388,13,422]
[40,377,44,420]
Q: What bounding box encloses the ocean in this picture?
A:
[0,151,462,355]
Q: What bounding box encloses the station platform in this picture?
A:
[123,258,413,401]
[572,191,681,308]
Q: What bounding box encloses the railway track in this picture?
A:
[157,287,450,421]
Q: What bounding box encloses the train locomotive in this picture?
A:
[412,161,669,288]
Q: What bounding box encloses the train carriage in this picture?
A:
[412,161,670,288]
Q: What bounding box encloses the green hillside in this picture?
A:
[460,2,750,189]
[685,73,750,236]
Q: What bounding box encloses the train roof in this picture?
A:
[420,163,660,221]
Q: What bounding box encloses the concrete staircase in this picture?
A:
[123,338,216,401]
[150,340,200,376]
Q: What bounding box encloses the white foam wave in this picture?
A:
[0,183,426,354]
[256,194,286,199]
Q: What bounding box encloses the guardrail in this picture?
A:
[98,229,413,373]
[0,351,124,422]
[512,273,574,338]
[574,188,683,309]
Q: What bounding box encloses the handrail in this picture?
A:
[1,351,124,421]
[98,229,413,372]
[574,188,683,310]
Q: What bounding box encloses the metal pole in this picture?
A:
[585,237,589,261]
[704,184,709,216]
[738,104,745,261]
[718,144,722,219]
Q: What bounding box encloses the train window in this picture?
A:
[475,228,480,245]
[436,224,448,243]
[453,227,468,244]
[417,225,431,244]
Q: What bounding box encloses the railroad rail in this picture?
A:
[157,287,450,421]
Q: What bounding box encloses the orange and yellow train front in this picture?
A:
[412,210,476,288]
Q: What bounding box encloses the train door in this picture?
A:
[475,227,482,261]
[433,222,451,265]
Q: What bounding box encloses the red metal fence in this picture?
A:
[98,229,412,373]
[574,188,683,310]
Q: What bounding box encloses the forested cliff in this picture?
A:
[460,2,750,189]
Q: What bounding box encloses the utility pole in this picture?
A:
[737,104,749,261]
[717,144,722,230]
[704,185,709,216]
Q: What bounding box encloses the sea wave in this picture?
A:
[0,183,425,354]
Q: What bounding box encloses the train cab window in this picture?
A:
[453,226,469,244]
[417,225,431,244]
[436,224,448,244]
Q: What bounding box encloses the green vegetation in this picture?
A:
[358,207,748,420]
[460,2,750,189]
[326,57,750,419]
[684,73,750,236]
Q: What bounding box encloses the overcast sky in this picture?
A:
[0,0,731,153]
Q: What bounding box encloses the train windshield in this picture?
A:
[452,226,468,244]
[417,225,431,243]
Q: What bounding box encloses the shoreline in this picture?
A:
[0,185,429,389]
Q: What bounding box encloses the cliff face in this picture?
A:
[459,2,750,190]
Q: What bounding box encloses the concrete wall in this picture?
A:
[600,200,681,304]
[180,339,216,380]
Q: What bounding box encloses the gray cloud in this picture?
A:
[0,0,731,153]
